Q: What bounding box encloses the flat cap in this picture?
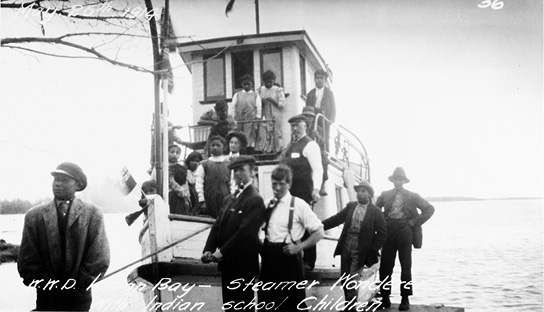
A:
[314,69,328,79]
[228,155,256,170]
[51,162,87,191]
[288,114,307,124]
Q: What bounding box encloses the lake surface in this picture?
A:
[0,199,542,311]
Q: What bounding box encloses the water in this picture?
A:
[0,199,542,311]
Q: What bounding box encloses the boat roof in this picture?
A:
[176,30,332,80]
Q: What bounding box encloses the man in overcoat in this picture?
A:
[375,167,435,310]
[18,162,110,311]
[201,156,265,310]
[322,180,387,310]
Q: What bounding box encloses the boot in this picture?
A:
[377,295,391,309]
[398,296,410,310]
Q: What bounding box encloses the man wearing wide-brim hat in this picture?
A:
[201,155,265,311]
[375,167,435,310]
[280,111,324,270]
[322,180,387,310]
[18,162,110,311]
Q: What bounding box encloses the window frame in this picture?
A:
[203,53,226,101]
[260,48,284,88]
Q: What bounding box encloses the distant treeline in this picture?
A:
[0,198,51,214]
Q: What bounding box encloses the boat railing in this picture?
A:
[313,113,370,182]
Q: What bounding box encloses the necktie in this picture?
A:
[233,186,243,198]
[58,200,69,217]
[264,198,280,235]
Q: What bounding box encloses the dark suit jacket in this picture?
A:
[18,198,110,311]
[203,184,265,275]
[306,87,336,123]
[322,202,387,268]
[375,188,435,248]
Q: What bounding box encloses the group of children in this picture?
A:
[229,70,286,154]
[143,129,250,218]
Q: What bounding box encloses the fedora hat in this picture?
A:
[388,167,410,183]
[51,162,88,191]
[353,180,374,198]
[301,106,316,118]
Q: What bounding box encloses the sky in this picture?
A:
[0,0,542,202]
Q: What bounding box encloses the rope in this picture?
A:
[97,224,212,283]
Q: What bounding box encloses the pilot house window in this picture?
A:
[232,51,254,93]
[204,54,225,100]
[261,49,283,87]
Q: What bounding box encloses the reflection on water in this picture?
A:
[0,199,542,311]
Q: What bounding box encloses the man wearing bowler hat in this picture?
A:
[18,162,110,311]
[322,180,387,310]
[376,167,435,310]
[280,112,323,270]
[201,156,265,310]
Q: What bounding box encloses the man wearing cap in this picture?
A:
[322,180,387,310]
[280,112,324,270]
[259,164,324,310]
[198,100,237,139]
[18,162,110,311]
[376,167,435,310]
[305,68,336,151]
[201,156,265,311]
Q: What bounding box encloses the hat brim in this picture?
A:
[388,176,410,183]
[51,169,79,182]
[288,115,307,124]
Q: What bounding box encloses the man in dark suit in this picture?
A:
[375,167,435,310]
[322,180,387,310]
[305,68,336,152]
[201,156,265,311]
[18,162,110,312]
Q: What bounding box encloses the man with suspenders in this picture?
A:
[258,164,324,311]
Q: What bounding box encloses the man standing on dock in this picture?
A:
[201,156,265,311]
[376,167,435,310]
[280,112,323,270]
[259,164,324,310]
[18,162,110,311]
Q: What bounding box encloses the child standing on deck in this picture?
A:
[258,70,286,153]
[230,74,262,154]
[195,136,231,218]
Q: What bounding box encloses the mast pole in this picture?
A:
[255,0,260,34]
[145,0,165,198]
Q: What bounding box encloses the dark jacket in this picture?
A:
[203,184,265,275]
[18,198,110,311]
[306,87,336,123]
[322,202,387,268]
[375,188,435,248]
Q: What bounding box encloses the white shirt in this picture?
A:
[315,87,324,109]
[264,193,323,243]
[298,135,324,189]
